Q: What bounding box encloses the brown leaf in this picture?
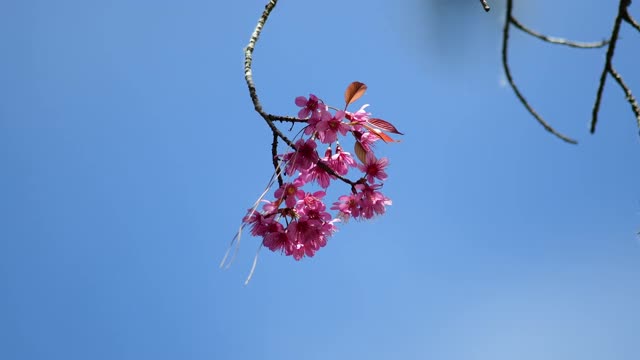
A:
[344,81,367,106]
[368,118,404,135]
[354,141,367,164]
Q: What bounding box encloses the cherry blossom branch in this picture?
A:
[502,0,578,144]
[243,0,363,188]
[230,1,404,279]
[271,133,283,187]
[267,115,308,123]
[243,0,299,152]
[590,0,639,133]
[510,16,609,48]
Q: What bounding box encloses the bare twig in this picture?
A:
[623,7,640,32]
[267,115,307,123]
[502,0,578,144]
[500,0,639,138]
[511,16,609,48]
[609,66,640,130]
[479,0,490,12]
[591,0,629,133]
[271,133,283,187]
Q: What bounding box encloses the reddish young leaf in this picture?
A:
[368,118,404,135]
[363,124,397,143]
[354,141,368,164]
[344,81,367,106]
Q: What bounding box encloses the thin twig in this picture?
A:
[502,0,578,144]
[623,7,640,32]
[480,0,490,12]
[591,0,628,133]
[511,17,608,48]
[609,66,640,130]
[271,133,284,187]
[267,115,308,123]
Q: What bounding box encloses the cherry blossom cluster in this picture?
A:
[242,82,402,260]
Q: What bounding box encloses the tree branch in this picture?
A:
[502,0,578,144]
[590,0,629,133]
[271,133,284,187]
[243,0,298,151]
[510,16,609,48]
[479,0,490,12]
[609,66,640,130]
[243,0,362,188]
[622,6,640,32]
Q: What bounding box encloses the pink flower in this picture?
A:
[243,210,274,237]
[356,132,380,152]
[288,241,307,261]
[261,199,280,214]
[261,222,289,252]
[282,139,320,175]
[330,144,357,176]
[358,183,392,219]
[301,165,333,188]
[274,178,306,208]
[359,152,389,183]
[347,104,371,130]
[331,193,361,220]
[295,94,321,119]
[284,214,336,260]
[296,191,327,213]
[234,86,403,266]
[300,148,333,188]
[287,217,318,249]
[304,107,331,137]
[315,110,351,144]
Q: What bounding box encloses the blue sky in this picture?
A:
[1,0,639,359]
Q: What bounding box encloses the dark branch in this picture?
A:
[267,115,307,123]
[511,16,608,48]
[502,0,578,144]
[590,0,628,133]
[479,0,490,12]
[622,6,640,32]
[271,133,283,187]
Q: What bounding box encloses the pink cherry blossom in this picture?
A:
[347,104,371,130]
[331,193,361,220]
[315,110,351,144]
[300,148,333,188]
[356,131,381,152]
[295,94,321,119]
[304,107,331,137]
[274,178,306,208]
[330,144,357,176]
[232,84,402,269]
[282,138,319,175]
[296,191,327,213]
[358,183,392,219]
[243,210,273,237]
[261,222,288,252]
[359,152,389,183]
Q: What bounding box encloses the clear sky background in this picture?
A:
[1,0,639,359]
